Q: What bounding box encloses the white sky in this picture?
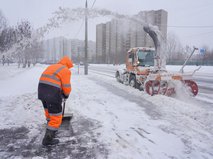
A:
[0,0,213,49]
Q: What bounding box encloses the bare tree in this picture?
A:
[0,10,8,62]
[199,45,210,65]
[0,10,7,33]
[26,41,44,67]
[15,21,32,67]
[0,27,16,52]
[166,32,182,62]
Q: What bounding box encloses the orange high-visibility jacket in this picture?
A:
[39,56,73,96]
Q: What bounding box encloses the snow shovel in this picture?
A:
[62,99,73,121]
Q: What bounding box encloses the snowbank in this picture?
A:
[0,64,212,159]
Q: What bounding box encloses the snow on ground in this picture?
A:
[89,64,213,104]
[0,64,45,97]
[87,66,213,158]
[90,64,213,75]
[0,63,212,159]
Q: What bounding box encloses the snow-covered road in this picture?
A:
[0,64,212,159]
[89,64,213,102]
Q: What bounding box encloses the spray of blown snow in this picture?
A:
[173,80,196,102]
[38,7,167,69]
[5,7,168,68]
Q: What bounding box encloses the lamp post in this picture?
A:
[84,0,88,75]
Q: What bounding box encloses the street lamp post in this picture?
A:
[78,47,80,74]
[84,0,88,75]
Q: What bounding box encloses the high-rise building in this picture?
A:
[105,19,130,64]
[96,9,168,64]
[136,9,168,47]
[69,39,96,63]
[105,21,111,64]
[96,23,106,63]
[41,37,96,63]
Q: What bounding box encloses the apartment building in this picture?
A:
[96,9,168,64]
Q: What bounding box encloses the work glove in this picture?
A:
[62,93,69,99]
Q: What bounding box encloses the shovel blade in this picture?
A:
[62,113,73,121]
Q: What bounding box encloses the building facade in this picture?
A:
[96,9,168,64]
[41,37,96,63]
[96,23,106,63]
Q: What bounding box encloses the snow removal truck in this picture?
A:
[115,26,199,96]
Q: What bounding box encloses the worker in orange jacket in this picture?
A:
[38,56,73,146]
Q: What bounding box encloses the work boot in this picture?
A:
[45,122,58,138]
[42,129,59,146]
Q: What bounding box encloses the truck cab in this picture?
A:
[126,47,155,75]
[116,47,155,89]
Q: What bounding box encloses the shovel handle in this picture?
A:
[62,99,66,117]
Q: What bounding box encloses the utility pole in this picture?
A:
[84,0,88,75]
[78,47,80,74]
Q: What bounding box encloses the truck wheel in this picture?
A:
[129,75,139,88]
[184,80,198,96]
[145,80,160,96]
[115,71,121,83]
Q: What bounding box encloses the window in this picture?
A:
[128,53,134,63]
[137,50,154,66]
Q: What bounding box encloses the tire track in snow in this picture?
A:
[88,76,161,120]
[88,74,213,159]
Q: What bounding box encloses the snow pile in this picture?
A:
[0,64,212,159]
[0,64,46,97]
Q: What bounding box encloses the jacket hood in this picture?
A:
[58,56,73,69]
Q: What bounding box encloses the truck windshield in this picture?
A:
[137,50,154,66]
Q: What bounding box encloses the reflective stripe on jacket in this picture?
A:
[39,64,71,96]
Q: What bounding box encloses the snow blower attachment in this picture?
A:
[62,99,73,121]
[115,26,199,96]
